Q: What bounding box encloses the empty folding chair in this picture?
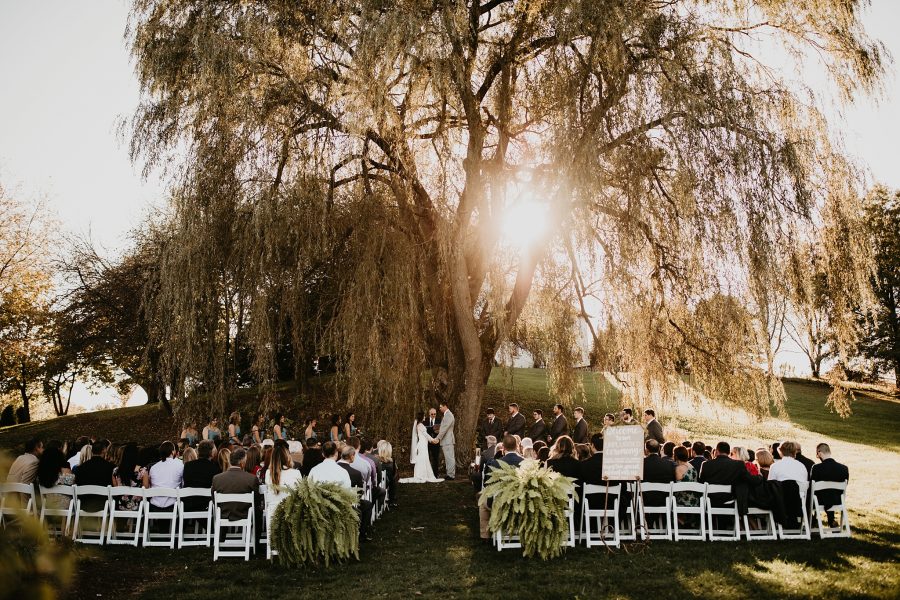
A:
[705,484,740,541]
[810,480,851,538]
[142,488,179,548]
[778,480,811,540]
[72,485,110,544]
[177,488,213,548]
[743,505,777,541]
[581,483,621,548]
[213,492,255,561]
[39,485,76,537]
[638,482,673,540]
[671,482,706,541]
[106,487,145,546]
[561,486,578,547]
[1,482,37,527]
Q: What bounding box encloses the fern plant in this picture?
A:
[270,478,360,566]
[479,459,575,560]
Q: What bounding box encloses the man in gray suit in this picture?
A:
[431,401,456,479]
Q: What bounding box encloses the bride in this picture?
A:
[399,411,444,483]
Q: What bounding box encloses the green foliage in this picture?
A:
[270,478,360,567]
[480,459,575,560]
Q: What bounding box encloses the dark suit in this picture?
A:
[505,412,526,438]
[698,455,761,514]
[810,458,849,521]
[572,418,589,444]
[579,453,604,485]
[424,415,441,474]
[338,462,364,488]
[182,458,221,511]
[642,454,675,507]
[75,456,116,512]
[211,467,260,521]
[479,417,504,445]
[549,414,568,444]
[528,419,547,441]
[338,462,372,537]
[301,448,323,477]
[646,419,665,444]
[796,453,815,476]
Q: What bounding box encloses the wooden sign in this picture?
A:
[602,425,645,481]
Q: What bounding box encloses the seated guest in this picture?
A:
[755,449,774,480]
[662,441,676,463]
[730,446,759,475]
[377,441,398,507]
[301,438,324,477]
[75,442,94,472]
[810,443,849,528]
[795,443,815,476]
[579,434,604,485]
[243,446,262,478]
[211,448,260,522]
[574,443,592,461]
[337,446,373,541]
[146,441,183,510]
[479,435,524,541]
[182,447,198,463]
[216,447,231,473]
[480,436,498,466]
[264,444,302,518]
[673,446,701,507]
[699,441,762,511]
[8,437,44,484]
[682,441,692,449]
[308,441,352,488]
[112,444,146,511]
[767,441,808,485]
[547,436,580,479]
[537,446,550,464]
[770,442,781,460]
[182,440,221,511]
[67,436,90,470]
[75,440,115,511]
[37,444,75,509]
[643,439,676,507]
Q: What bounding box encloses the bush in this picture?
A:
[270,478,359,566]
[0,405,15,427]
[479,459,575,560]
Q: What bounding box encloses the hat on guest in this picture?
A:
[261,439,275,448]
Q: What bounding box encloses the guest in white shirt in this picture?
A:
[146,441,184,509]
[67,437,91,470]
[7,437,43,484]
[264,445,302,518]
[308,441,351,489]
[767,441,808,485]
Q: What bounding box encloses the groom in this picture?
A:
[431,401,455,480]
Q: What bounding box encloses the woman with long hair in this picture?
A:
[216,447,231,473]
[244,445,262,477]
[273,413,288,441]
[228,412,242,444]
[303,417,317,442]
[343,412,357,440]
[377,440,398,505]
[202,417,222,442]
[329,414,342,442]
[264,444,302,521]
[180,421,199,446]
[251,414,265,444]
[546,435,580,479]
[113,444,147,510]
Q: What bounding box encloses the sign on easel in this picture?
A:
[602,425,645,480]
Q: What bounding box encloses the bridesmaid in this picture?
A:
[202,417,221,442]
[343,412,358,440]
[273,413,288,441]
[251,413,265,444]
[180,420,199,446]
[329,414,343,442]
[228,411,242,444]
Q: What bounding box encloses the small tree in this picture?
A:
[785,244,835,379]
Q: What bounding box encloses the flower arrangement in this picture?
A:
[479,459,575,559]
[270,478,360,566]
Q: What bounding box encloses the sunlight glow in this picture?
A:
[500,191,551,251]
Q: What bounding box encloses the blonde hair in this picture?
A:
[182,447,198,463]
[377,440,393,463]
[217,448,231,472]
[756,450,774,470]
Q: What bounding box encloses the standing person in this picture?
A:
[572,407,589,444]
[528,409,547,441]
[643,409,665,443]
[228,412,242,444]
[424,407,441,476]
[504,403,526,438]
[7,437,44,484]
[432,402,456,480]
[478,408,504,446]
[343,412,358,440]
[328,414,342,442]
[602,413,616,428]
[549,404,568,445]
[399,412,443,483]
[621,408,635,424]
[180,421,199,446]
[202,418,222,442]
[273,414,288,441]
[251,414,265,444]
[303,418,317,442]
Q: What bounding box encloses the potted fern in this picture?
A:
[479,459,576,559]
[270,478,360,566]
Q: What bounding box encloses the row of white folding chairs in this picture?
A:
[580,479,850,547]
[493,489,577,551]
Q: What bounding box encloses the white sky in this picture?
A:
[0,1,898,411]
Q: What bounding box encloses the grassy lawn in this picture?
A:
[2,369,899,599]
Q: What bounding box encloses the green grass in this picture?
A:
[2,369,900,599]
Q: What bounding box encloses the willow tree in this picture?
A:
[128,0,883,452]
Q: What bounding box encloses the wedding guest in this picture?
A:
[182,447,198,463]
[309,442,351,488]
[549,404,568,444]
[211,448,260,524]
[662,441,676,463]
[182,440,220,511]
[643,409,665,444]
[689,441,706,471]
[328,414,342,442]
[673,446,701,508]
[810,442,849,528]
[377,440,398,506]
[181,421,199,446]
[303,417,317,442]
[337,446,373,541]
[202,418,222,442]
[251,414,265,444]
[67,436,90,469]
[643,439,676,485]
[111,444,146,510]
[602,412,616,428]
[795,443,815,476]
[547,436,580,479]
[244,445,262,478]
[264,444,302,518]
[522,438,537,459]
[755,449,774,480]
[505,403,526,438]
[146,441,183,510]
[771,442,782,460]
[75,440,115,511]
[532,440,547,455]
[481,436,498,466]
[528,409,547,441]
[216,447,232,473]
[37,444,74,489]
[575,443,592,461]
[7,437,44,484]
[301,438,324,476]
[479,408,504,445]
[767,441,808,485]
[572,407,589,444]
[579,434,605,485]
[537,446,550,464]
[730,446,759,475]
[344,412,358,440]
[273,413,288,441]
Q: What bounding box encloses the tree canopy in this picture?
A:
[127,0,885,450]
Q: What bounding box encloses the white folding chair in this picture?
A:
[106,487,145,546]
[213,492,255,561]
[177,488,214,547]
[619,482,638,541]
[743,506,777,541]
[142,488,179,548]
[778,480,811,540]
[671,482,706,541]
[811,480,851,538]
[561,486,577,547]
[257,484,269,552]
[581,483,620,548]
[638,482,673,540]
[1,482,37,526]
[263,487,281,559]
[705,484,740,541]
[72,485,110,544]
[39,485,76,537]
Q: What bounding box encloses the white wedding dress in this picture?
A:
[399,421,444,483]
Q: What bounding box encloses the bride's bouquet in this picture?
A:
[479,459,575,560]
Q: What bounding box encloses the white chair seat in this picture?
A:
[178,487,214,548]
[213,492,255,561]
[107,486,145,546]
[811,480,851,538]
[1,482,38,526]
[638,482,673,541]
[581,482,621,548]
[671,482,706,541]
[72,485,110,545]
[143,487,179,548]
[705,484,740,541]
[39,485,75,537]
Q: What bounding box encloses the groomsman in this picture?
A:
[549,404,568,444]
[424,407,441,475]
[572,407,589,444]
[479,408,504,446]
[528,409,547,441]
[504,403,526,438]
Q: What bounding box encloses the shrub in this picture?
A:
[479,459,575,559]
[270,478,359,566]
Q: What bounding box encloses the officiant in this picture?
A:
[424,407,441,475]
